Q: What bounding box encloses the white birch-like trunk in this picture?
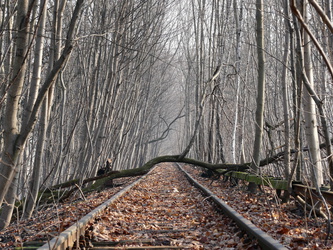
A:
[231,0,243,164]
[303,2,324,186]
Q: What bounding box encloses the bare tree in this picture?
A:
[248,0,266,193]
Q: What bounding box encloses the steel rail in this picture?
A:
[38,172,152,250]
[177,163,288,250]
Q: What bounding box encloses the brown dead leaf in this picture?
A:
[277,227,290,235]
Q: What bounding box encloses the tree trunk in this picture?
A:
[248,0,266,192]
[281,0,291,202]
[302,1,324,186]
[0,169,20,229]
[0,0,30,213]
[24,99,48,218]
[291,12,304,182]
[231,0,243,164]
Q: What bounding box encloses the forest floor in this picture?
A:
[183,165,332,249]
[0,176,141,249]
[0,163,332,249]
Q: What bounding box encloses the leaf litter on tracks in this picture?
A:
[0,176,140,249]
[86,163,258,249]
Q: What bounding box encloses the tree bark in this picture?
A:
[281,0,291,202]
[248,0,265,192]
[0,0,30,217]
[301,0,324,186]
[24,99,48,218]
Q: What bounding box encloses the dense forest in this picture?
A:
[0,0,333,230]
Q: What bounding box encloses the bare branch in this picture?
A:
[148,106,185,144]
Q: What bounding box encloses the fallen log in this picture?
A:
[43,149,302,204]
[48,153,287,192]
[48,171,120,190]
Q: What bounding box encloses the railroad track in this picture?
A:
[30,162,289,250]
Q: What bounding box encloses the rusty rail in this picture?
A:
[177,164,288,250]
[37,173,151,250]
